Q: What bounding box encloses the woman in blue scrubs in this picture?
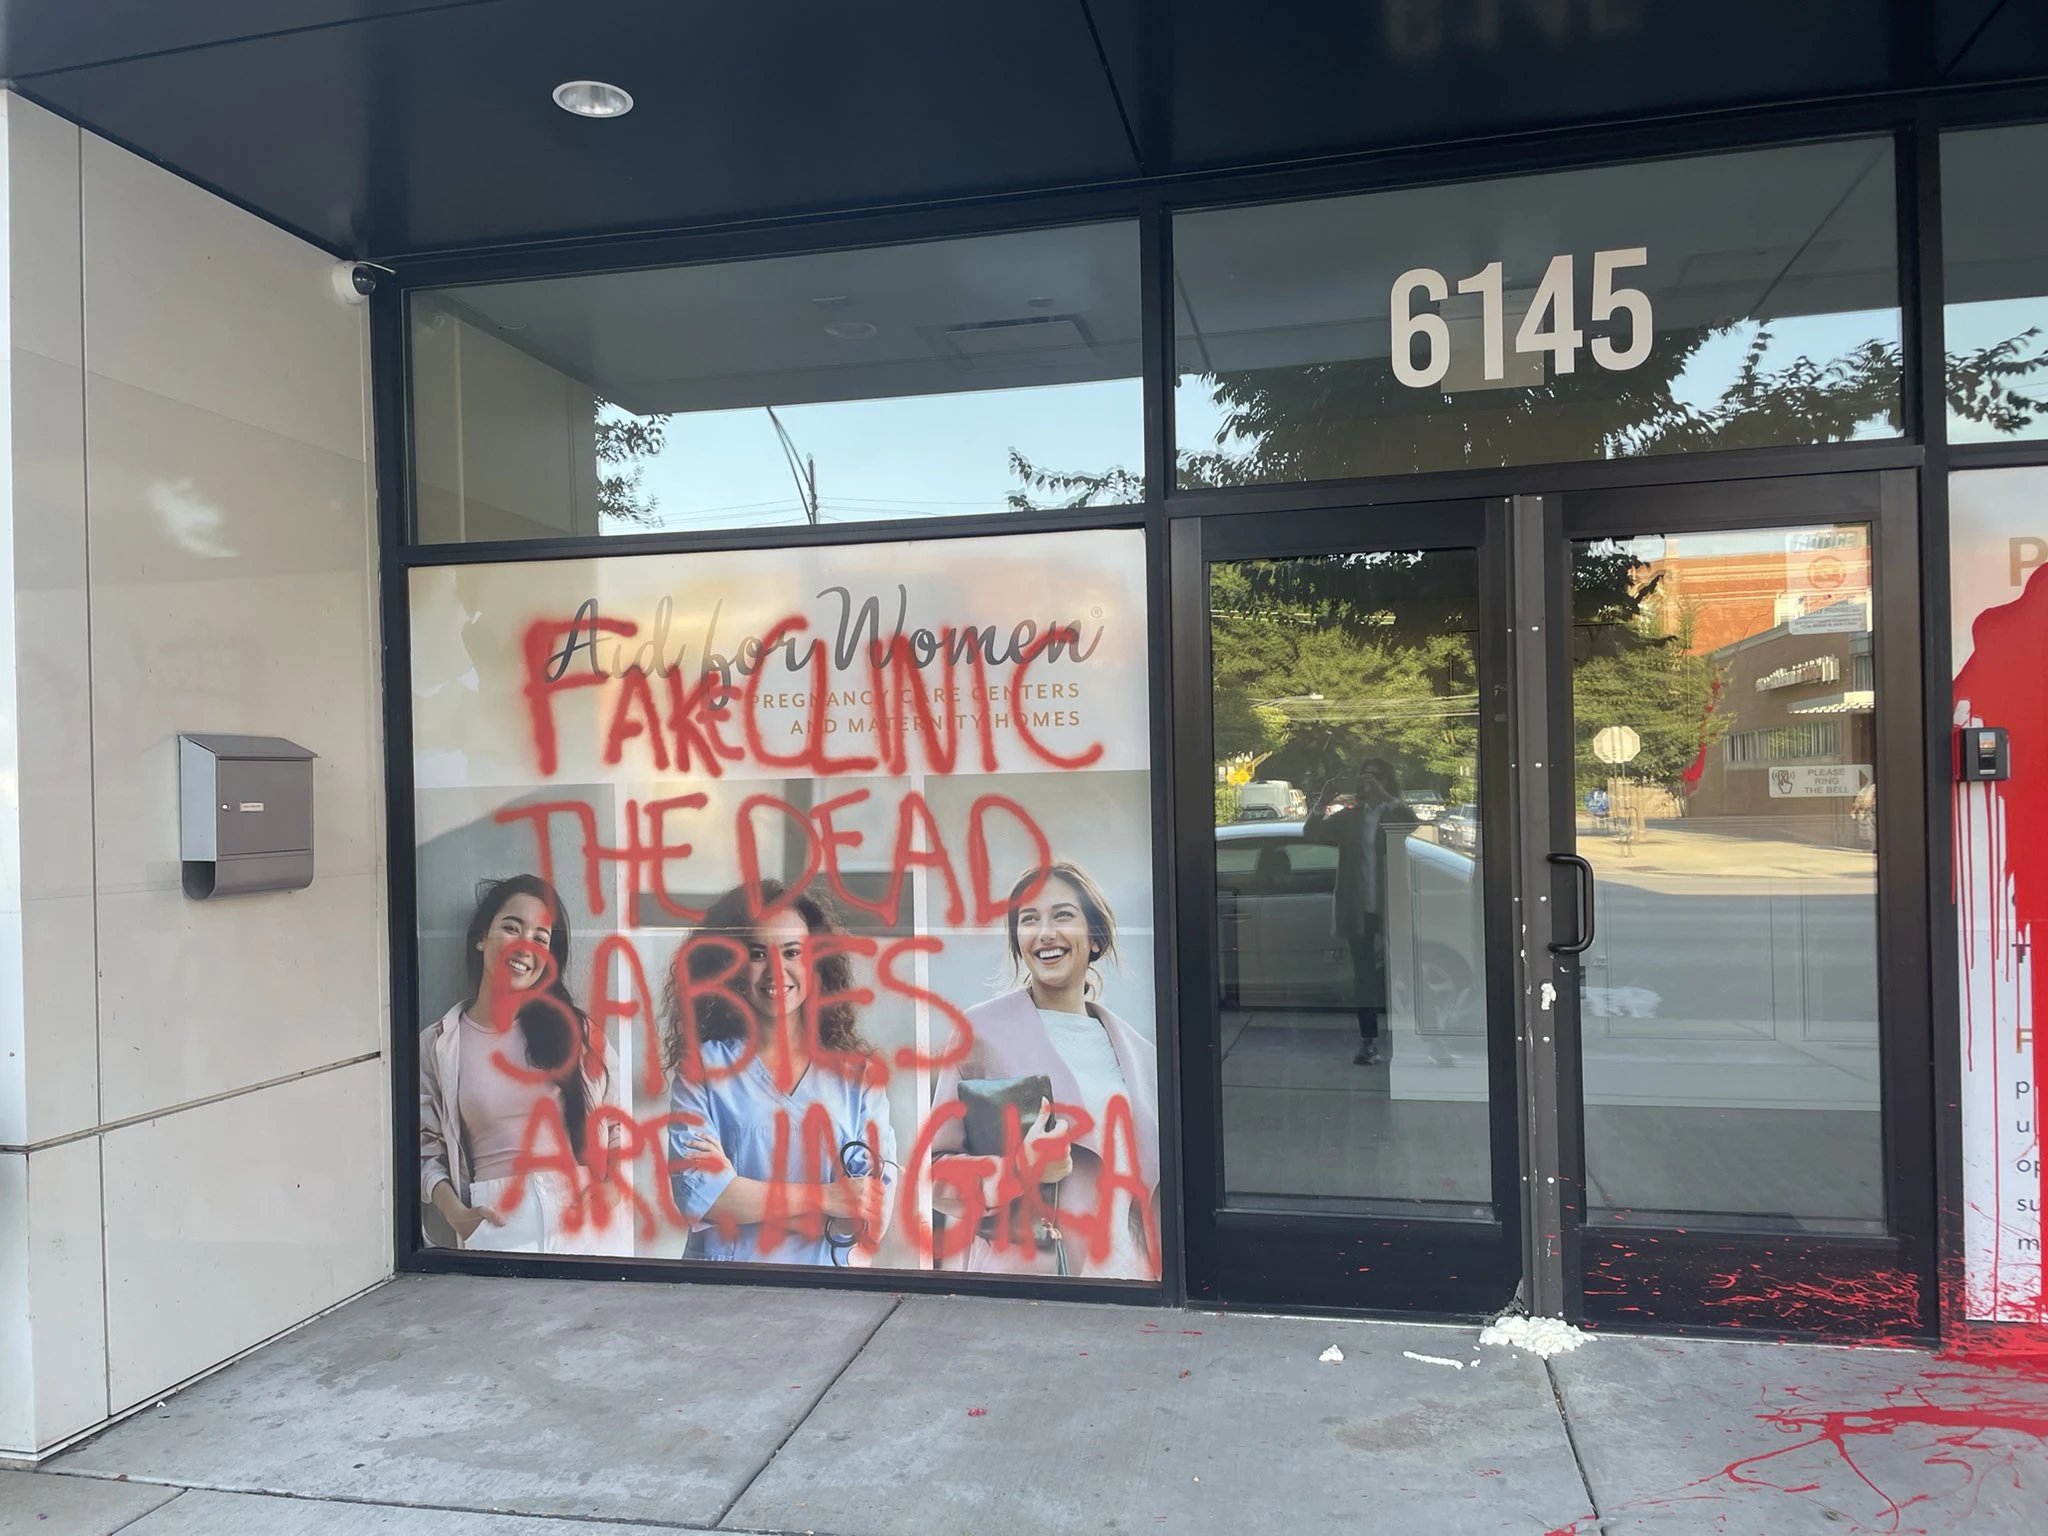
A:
[664,880,896,1266]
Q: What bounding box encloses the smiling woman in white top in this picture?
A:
[929,861,1161,1280]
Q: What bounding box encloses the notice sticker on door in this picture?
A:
[1789,597,1871,634]
[1766,764,1872,798]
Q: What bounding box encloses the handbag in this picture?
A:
[957,1074,1055,1155]
[955,1075,1068,1275]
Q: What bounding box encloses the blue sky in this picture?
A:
[632,379,1144,531]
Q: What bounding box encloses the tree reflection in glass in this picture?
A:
[1207,547,1494,1216]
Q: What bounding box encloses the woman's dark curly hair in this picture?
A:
[463,873,594,1159]
[662,880,873,1072]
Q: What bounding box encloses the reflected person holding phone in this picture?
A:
[1305,757,1418,1066]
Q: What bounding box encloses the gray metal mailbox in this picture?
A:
[179,734,317,899]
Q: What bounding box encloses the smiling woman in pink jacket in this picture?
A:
[928,861,1160,1280]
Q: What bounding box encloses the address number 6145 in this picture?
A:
[1391,248,1652,389]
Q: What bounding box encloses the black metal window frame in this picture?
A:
[1916,99,2048,1341]
[372,77,2048,1320]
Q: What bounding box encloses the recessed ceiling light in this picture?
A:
[823,320,877,339]
[552,79,634,119]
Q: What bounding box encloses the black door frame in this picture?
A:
[1172,468,1937,1336]
[1171,499,1525,1318]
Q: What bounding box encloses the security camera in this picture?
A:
[330,260,392,306]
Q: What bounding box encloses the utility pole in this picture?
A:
[765,406,819,525]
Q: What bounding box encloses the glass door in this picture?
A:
[1171,473,1933,1332]
[1172,503,1522,1314]
[1553,472,1936,1335]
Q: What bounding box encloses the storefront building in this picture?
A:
[6,0,2048,1458]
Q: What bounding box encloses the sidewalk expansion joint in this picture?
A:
[33,1475,765,1533]
[712,1292,908,1529]
[105,1486,185,1536]
[1545,1355,1606,1534]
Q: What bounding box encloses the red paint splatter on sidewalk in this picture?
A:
[966,1407,987,1418]
[1541,1351,2048,1536]
[1723,1383,2048,1531]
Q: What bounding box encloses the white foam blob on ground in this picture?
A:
[1318,1345,1345,1363]
[1478,1315,1595,1358]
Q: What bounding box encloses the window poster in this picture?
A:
[408,529,1161,1282]
[1952,467,2048,1325]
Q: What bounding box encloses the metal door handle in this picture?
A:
[1546,852,1595,954]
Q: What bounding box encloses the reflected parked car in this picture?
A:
[1402,789,1447,824]
[1215,821,1481,1031]
[1437,803,1479,853]
[1216,823,1351,1005]
[1234,779,1304,822]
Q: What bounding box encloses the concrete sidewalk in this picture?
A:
[3,1274,2045,1535]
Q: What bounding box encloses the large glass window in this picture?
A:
[409,528,1164,1278]
[1944,124,2048,445]
[409,222,1143,543]
[1173,139,1902,486]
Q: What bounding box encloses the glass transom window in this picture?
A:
[410,221,1144,543]
[1173,138,1902,486]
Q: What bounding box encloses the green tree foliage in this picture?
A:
[1008,323,2048,505]
[1183,321,1898,485]
[1004,450,1144,511]
[596,400,674,527]
[1011,318,2045,822]
[1569,558,1726,796]
[1209,556,1481,815]
[1947,328,2048,434]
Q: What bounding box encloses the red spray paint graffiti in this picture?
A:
[521,608,1105,783]
[436,602,1151,1275]
[1955,564,2048,1325]
[1583,1238,1924,1337]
